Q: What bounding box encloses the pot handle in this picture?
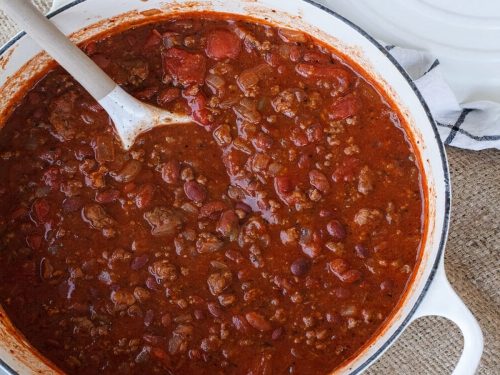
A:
[410,260,483,374]
[49,0,74,13]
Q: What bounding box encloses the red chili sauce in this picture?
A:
[0,14,423,375]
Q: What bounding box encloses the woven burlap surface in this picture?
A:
[0,2,499,374]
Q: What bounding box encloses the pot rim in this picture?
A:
[0,1,451,374]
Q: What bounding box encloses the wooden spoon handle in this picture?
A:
[0,0,116,101]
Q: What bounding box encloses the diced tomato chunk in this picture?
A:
[206,30,241,60]
[182,90,212,130]
[163,48,206,87]
[274,176,293,195]
[329,95,358,121]
[135,184,155,209]
[31,199,50,224]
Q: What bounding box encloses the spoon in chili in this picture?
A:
[0,0,192,150]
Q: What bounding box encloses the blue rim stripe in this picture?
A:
[0,0,87,57]
[0,1,451,374]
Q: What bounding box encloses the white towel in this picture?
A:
[385,45,500,150]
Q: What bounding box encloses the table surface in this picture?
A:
[0,1,498,374]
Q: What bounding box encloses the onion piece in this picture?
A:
[278,28,308,44]
[205,74,226,97]
[237,64,272,96]
[233,98,262,124]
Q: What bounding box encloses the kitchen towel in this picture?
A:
[384,44,500,151]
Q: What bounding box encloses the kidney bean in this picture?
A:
[271,327,284,340]
[274,176,293,195]
[326,220,347,242]
[112,160,142,183]
[303,51,330,64]
[123,182,137,193]
[194,310,205,320]
[289,45,302,62]
[206,29,241,60]
[145,276,159,290]
[354,244,369,258]
[290,257,311,276]
[161,160,181,184]
[216,210,239,239]
[297,154,312,169]
[245,312,272,332]
[309,170,330,193]
[184,180,207,202]
[232,314,251,333]
[130,255,149,271]
[207,302,222,318]
[135,184,155,209]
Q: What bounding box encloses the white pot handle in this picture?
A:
[410,260,484,374]
[49,0,75,13]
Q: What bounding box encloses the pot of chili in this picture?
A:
[0,0,483,374]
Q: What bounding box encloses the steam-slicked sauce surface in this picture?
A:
[0,15,423,375]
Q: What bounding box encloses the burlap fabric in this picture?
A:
[0,2,498,374]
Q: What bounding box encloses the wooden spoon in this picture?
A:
[0,0,192,150]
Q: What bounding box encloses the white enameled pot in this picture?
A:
[0,1,484,374]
